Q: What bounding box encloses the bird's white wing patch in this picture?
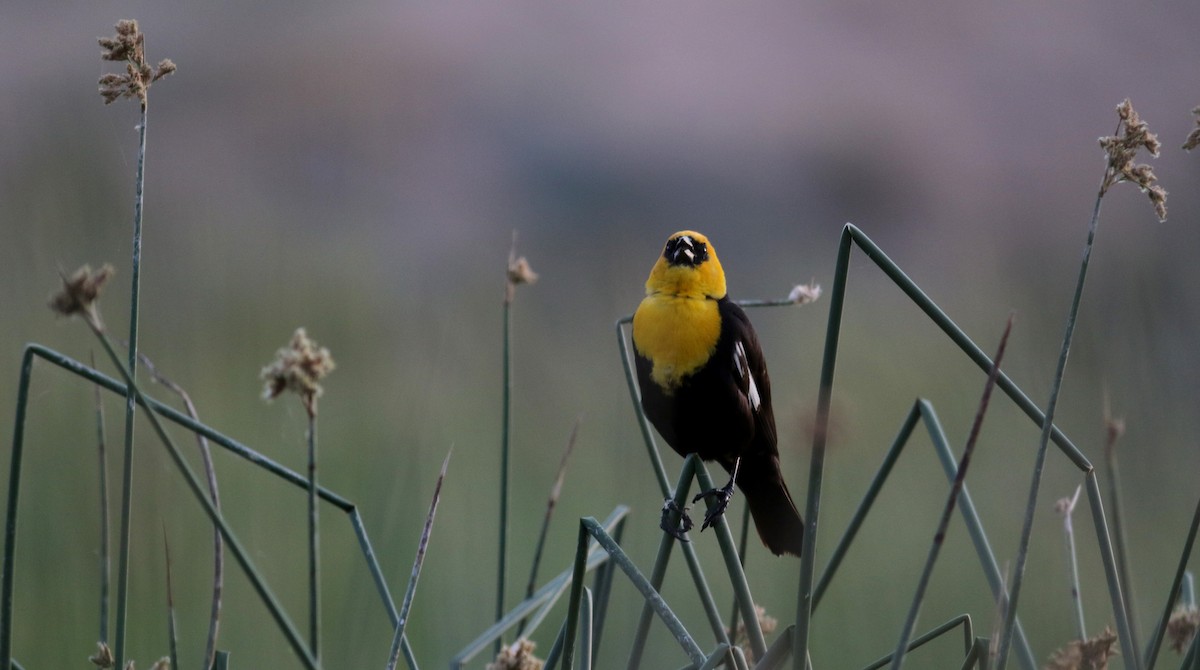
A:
[733,340,761,412]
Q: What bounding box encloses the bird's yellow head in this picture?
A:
[644,231,727,299]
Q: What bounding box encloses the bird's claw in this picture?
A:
[693,482,735,532]
[660,498,694,541]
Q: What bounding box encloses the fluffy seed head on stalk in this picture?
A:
[1167,605,1200,653]
[50,263,114,332]
[788,281,822,305]
[260,328,336,418]
[505,256,538,304]
[1183,106,1200,152]
[1045,626,1119,669]
[727,605,778,664]
[1098,98,1167,220]
[486,638,543,670]
[89,641,115,668]
[504,232,538,304]
[1105,416,1125,442]
[98,19,176,107]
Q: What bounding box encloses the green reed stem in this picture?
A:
[794,226,853,669]
[725,504,752,646]
[693,464,766,660]
[697,643,732,670]
[626,457,732,670]
[164,529,179,670]
[113,100,148,670]
[14,343,403,661]
[578,587,594,670]
[497,292,513,655]
[865,615,974,670]
[587,514,624,665]
[996,183,1111,669]
[139,355,224,670]
[307,412,320,661]
[1082,471,1137,669]
[450,507,628,669]
[0,350,35,670]
[567,517,705,668]
[1103,416,1140,652]
[795,224,1055,669]
[92,354,111,645]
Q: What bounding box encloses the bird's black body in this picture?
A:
[634,296,805,557]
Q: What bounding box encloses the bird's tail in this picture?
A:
[738,454,805,557]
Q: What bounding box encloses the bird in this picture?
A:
[632,231,805,557]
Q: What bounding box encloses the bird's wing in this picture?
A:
[720,300,778,450]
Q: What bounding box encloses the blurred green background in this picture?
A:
[3,2,1200,668]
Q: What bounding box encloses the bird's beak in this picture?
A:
[670,237,696,265]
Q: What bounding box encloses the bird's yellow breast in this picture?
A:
[632,293,722,391]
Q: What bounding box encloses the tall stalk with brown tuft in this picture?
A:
[262,328,336,663]
[94,19,175,669]
[996,97,1166,670]
[497,232,537,653]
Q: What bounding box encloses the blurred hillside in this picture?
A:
[3,2,1200,668]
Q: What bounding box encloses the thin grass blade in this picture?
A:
[386,449,450,670]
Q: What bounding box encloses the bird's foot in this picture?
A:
[660,498,693,541]
[693,480,736,532]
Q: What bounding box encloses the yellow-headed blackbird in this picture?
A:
[632,231,804,557]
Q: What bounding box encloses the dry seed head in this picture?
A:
[788,281,822,305]
[508,257,538,287]
[727,605,778,664]
[1167,605,1200,654]
[97,19,175,107]
[149,659,170,670]
[260,327,336,417]
[1105,416,1125,442]
[1045,627,1119,670]
[1055,485,1082,516]
[486,638,543,670]
[1183,106,1200,152]
[504,234,538,304]
[1098,98,1167,221]
[89,641,115,668]
[50,263,114,332]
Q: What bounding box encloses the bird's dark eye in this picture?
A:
[663,236,708,267]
